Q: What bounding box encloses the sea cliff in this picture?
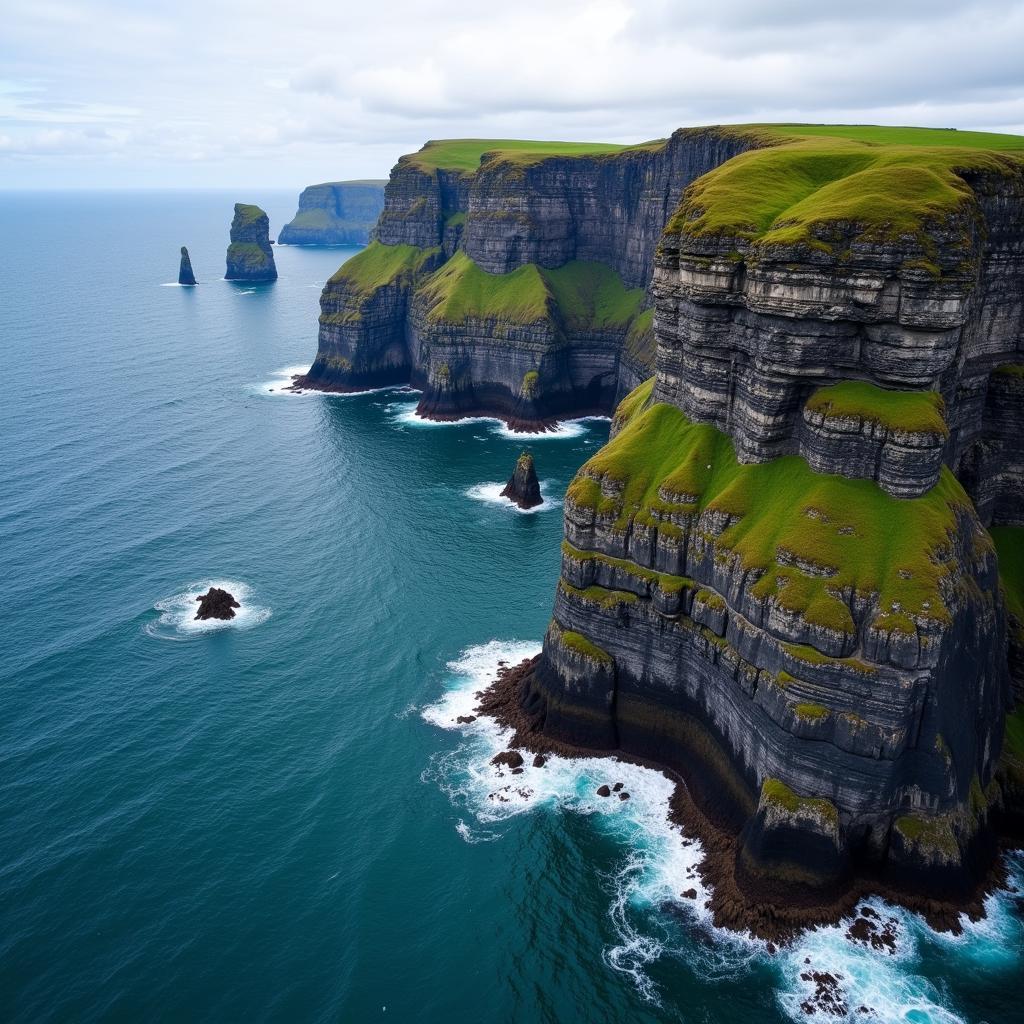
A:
[279,180,386,245]
[292,131,757,425]
[488,126,1024,934]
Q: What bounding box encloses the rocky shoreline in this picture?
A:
[475,657,1013,943]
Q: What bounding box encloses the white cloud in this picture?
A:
[0,0,1022,188]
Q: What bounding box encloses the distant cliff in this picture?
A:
[509,129,1024,934]
[292,132,758,425]
[225,203,277,282]
[279,180,386,246]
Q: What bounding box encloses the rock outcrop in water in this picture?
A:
[486,130,1024,935]
[500,452,542,509]
[279,181,386,245]
[291,131,758,426]
[195,587,240,621]
[178,246,196,286]
[225,204,277,282]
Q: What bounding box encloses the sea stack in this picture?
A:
[225,203,277,282]
[178,246,196,286]
[194,587,240,621]
[500,452,542,509]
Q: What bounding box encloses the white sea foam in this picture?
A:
[423,639,1024,1019]
[388,401,602,439]
[146,579,271,639]
[464,481,560,514]
[159,281,196,287]
[256,364,419,399]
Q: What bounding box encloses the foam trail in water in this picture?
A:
[256,365,420,399]
[423,640,1023,1019]
[146,579,271,639]
[389,401,597,439]
[464,481,561,514]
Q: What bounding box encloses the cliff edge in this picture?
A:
[496,125,1024,935]
[279,180,386,246]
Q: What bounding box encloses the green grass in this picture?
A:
[233,203,267,227]
[758,124,1024,150]
[417,251,645,330]
[761,778,839,826]
[668,136,1023,260]
[550,620,614,665]
[327,241,440,294]
[226,242,272,268]
[995,363,1024,379]
[570,384,976,634]
[404,138,665,174]
[794,702,830,721]
[624,308,655,368]
[894,813,958,856]
[805,380,948,436]
[992,526,1024,627]
[562,540,693,595]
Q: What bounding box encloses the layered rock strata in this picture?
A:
[514,137,1024,929]
[295,130,758,425]
[225,203,277,282]
[279,180,386,245]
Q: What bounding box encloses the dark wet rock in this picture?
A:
[456,715,476,724]
[619,792,630,801]
[194,587,240,621]
[799,970,848,1017]
[846,910,898,953]
[681,888,698,899]
[225,203,277,282]
[491,750,524,770]
[612,782,624,792]
[596,784,612,797]
[178,246,196,286]
[500,452,542,510]
[532,754,546,768]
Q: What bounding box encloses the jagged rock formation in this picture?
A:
[505,128,1024,931]
[195,587,240,621]
[293,130,758,426]
[225,203,277,282]
[500,452,542,509]
[279,180,387,245]
[178,246,196,286]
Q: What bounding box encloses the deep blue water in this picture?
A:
[1,191,1022,1024]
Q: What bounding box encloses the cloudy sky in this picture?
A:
[2,0,1023,189]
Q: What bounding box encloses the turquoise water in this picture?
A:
[1,191,1021,1023]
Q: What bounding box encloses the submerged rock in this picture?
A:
[194,587,240,621]
[225,203,277,282]
[178,246,196,286]
[500,452,542,509]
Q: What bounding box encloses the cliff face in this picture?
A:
[279,181,386,245]
[295,131,757,424]
[225,203,277,282]
[519,136,1024,927]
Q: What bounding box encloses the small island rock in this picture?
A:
[178,246,197,286]
[194,586,240,621]
[225,203,278,282]
[500,452,542,510]
[596,784,611,797]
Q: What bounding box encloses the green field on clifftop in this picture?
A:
[805,381,949,436]
[759,124,1024,151]
[405,138,664,173]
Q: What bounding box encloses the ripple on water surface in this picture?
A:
[423,640,1024,1022]
[145,579,271,640]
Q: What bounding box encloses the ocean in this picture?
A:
[1,190,1021,1023]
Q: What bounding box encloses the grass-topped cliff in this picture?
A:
[665,126,1024,267]
[403,138,665,174]
[570,378,979,637]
